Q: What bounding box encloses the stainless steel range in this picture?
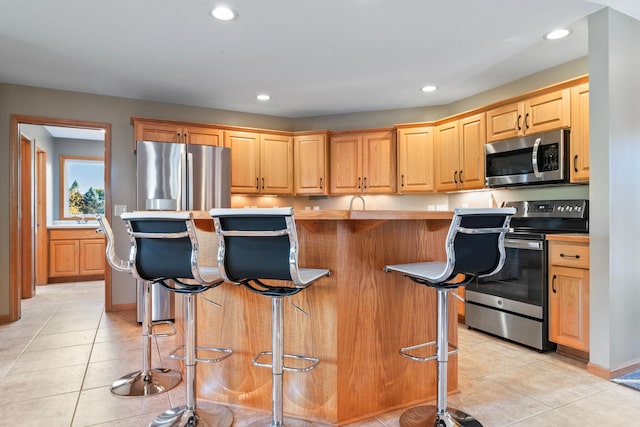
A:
[464,199,589,351]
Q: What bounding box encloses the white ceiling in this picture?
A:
[1,0,639,119]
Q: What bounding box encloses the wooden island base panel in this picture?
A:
[187,210,458,425]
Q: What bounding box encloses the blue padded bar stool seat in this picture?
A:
[97,215,182,397]
[385,208,515,427]
[210,207,331,427]
[120,211,233,427]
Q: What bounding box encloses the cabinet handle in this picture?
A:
[363,177,367,189]
[574,154,579,173]
[560,253,580,259]
[262,177,265,189]
[357,177,361,189]
[524,113,529,130]
[459,170,464,184]
[516,114,522,131]
[255,177,259,189]
[552,274,557,293]
[401,174,405,187]
[176,131,181,143]
[319,177,323,189]
[453,170,458,184]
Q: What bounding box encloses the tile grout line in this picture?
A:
[70,303,105,427]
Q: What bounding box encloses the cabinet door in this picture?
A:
[486,102,523,142]
[570,83,590,183]
[524,88,570,134]
[79,238,105,276]
[49,239,79,277]
[361,131,396,194]
[225,131,260,194]
[185,126,224,147]
[330,135,362,194]
[434,121,460,192]
[549,265,590,351]
[260,134,293,195]
[459,113,486,190]
[294,133,328,195]
[134,121,181,144]
[397,127,434,193]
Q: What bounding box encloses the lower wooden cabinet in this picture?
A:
[548,238,590,352]
[49,228,105,282]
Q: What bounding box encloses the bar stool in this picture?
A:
[384,207,515,427]
[120,211,233,427]
[209,207,331,427]
[97,215,182,397]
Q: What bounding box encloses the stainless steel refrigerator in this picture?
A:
[136,140,231,321]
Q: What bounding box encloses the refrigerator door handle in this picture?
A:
[187,151,194,210]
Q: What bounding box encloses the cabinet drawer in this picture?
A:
[549,242,589,268]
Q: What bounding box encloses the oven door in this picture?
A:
[465,235,546,319]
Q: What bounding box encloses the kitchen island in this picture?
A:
[188,210,457,425]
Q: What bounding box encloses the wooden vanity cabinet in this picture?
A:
[294,132,329,195]
[486,88,570,142]
[548,237,590,352]
[48,228,105,282]
[225,130,293,195]
[330,129,396,195]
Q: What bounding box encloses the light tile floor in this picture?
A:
[2,281,639,426]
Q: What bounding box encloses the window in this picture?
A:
[60,155,105,219]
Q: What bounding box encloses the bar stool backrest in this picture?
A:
[442,207,516,283]
[121,211,199,282]
[209,208,301,284]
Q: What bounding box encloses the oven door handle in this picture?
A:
[504,238,543,250]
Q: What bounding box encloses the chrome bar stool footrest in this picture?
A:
[400,405,482,427]
[169,344,233,364]
[150,320,177,338]
[150,401,234,427]
[400,341,460,362]
[253,351,320,373]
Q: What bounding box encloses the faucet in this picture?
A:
[72,214,88,224]
[349,195,366,211]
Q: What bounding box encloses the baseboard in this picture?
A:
[588,359,640,380]
[556,345,589,362]
[110,303,136,312]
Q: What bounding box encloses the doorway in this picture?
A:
[9,115,112,322]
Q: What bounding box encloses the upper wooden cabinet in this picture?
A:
[486,89,571,142]
[570,83,590,183]
[434,113,486,192]
[294,132,329,196]
[225,130,293,195]
[396,126,435,193]
[132,117,224,149]
[330,130,396,195]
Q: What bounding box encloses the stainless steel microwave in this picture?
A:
[485,129,569,188]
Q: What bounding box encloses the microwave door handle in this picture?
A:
[532,137,542,178]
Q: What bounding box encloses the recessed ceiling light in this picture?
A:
[256,94,271,101]
[421,85,437,93]
[211,6,236,21]
[544,28,571,40]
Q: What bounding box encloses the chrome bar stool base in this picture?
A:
[245,415,316,427]
[400,405,482,427]
[111,368,182,397]
[150,402,233,427]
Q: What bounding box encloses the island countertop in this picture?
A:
[186,210,457,425]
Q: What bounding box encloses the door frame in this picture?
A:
[35,147,48,286]
[20,134,34,299]
[9,115,112,321]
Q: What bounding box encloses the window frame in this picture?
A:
[59,155,105,220]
